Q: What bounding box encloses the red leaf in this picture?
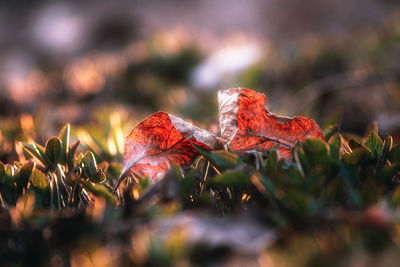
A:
[218,88,324,159]
[115,112,219,189]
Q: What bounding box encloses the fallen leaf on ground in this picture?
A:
[218,88,324,159]
[115,112,220,189]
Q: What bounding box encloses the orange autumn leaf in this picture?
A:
[115,112,220,189]
[218,88,324,159]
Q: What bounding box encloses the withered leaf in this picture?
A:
[115,112,220,189]
[218,88,324,159]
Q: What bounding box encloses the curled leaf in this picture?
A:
[364,131,383,157]
[45,137,62,167]
[218,88,324,159]
[116,112,220,189]
[30,168,49,191]
[58,123,70,165]
[16,161,34,194]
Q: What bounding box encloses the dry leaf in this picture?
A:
[218,88,324,158]
[115,112,220,188]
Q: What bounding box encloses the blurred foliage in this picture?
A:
[2,9,400,266]
[1,124,116,210]
[3,19,400,139]
[1,117,400,266]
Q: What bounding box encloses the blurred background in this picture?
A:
[2,2,400,266]
[1,0,400,161]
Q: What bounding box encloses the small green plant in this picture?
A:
[1,120,400,266]
[0,124,116,210]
